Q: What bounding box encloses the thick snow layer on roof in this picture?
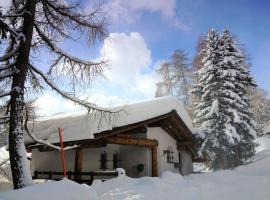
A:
[25,97,193,144]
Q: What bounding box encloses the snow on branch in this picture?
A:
[0,17,25,42]
[24,122,78,151]
[0,92,11,98]
[24,104,78,151]
[0,44,20,62]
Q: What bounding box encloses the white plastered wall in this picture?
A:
[147,127,180,176]
[147,127,193,176]
[82,144,119,171]
[119,145,151,178]
[179,149,193,175]
[30,145,120,176]
[31,148,75,178]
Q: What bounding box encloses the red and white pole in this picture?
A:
[58,127,67,177]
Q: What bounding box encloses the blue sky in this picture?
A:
[104,0,270,89]
[34,0,270,115]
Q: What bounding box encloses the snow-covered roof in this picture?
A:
[25,97,194,144]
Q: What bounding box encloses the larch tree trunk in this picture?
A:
[8,0,36,189]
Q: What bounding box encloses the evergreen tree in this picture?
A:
[219,30,256,161]
[192,29,256,169]
[192,29,229,169]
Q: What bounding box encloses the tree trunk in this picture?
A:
[9,0,36,189]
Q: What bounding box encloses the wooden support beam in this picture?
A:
[74,148,83,181]
[116,134,132,138]
[80,139,107,149]
[177,141,194,147]
[106,136,158,147]
[151,146,158,177]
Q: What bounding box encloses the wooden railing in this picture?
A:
[33,170,118,185]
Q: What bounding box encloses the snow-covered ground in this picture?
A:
[92,148,270,200]
[0,147,12,191]
[1,136,270,199]
[0,179,98,200]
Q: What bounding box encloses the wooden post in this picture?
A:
[151,146,158,177]
[74,148,83,181]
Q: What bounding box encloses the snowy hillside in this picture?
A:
[1,137,270,199]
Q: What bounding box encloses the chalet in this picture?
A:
[24,97,198,184]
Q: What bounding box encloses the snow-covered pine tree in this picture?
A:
[192,29,256,169]
[192,29,231,169]
[219,29,256,162]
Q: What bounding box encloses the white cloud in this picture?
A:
[135,73,158,98]
[102,0,176,24]
[99,0,190,31]
[34,90,132,116]
[173,19,191,32]
[34,93,82,116]
[100,32,164,99]
[101,32,152,86]
[35,32,161,116]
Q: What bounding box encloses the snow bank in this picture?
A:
[25,97,193,144]
[0,182,12,192]
[92,150,270,200]
[0,147,11,184]
[0,179,98,200]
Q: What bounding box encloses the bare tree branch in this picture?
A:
[42,0,107,41]
[34,23,105,67]
[29,63,115,113]
[24,104,79,151]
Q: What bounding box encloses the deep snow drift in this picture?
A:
[92,151,270,200]
[1,137,270,199]
[0,179,98,200]
[90,136,270,200]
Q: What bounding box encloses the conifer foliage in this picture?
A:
[192,29,256,169]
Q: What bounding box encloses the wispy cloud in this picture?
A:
[88,0,191,32]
